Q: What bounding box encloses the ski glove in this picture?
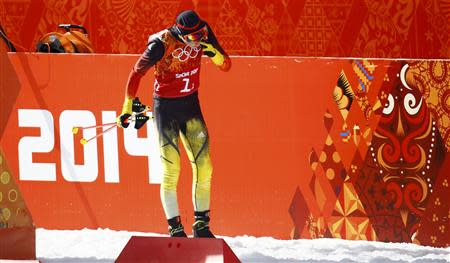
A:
[131,97,150,130]
[200,42,225,66]
[117,96,133,128]
[117,97,150,129]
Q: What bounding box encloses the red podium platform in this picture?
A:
[116,236,241,263]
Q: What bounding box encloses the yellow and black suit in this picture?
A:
[123,19,230,223]
[154,92,212,219]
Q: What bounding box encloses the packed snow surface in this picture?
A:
[36,228,449,262]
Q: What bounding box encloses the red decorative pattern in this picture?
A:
[415,154,450,247]
[407,61,450,150]
[0,0,448,57]
[290,60,449,247]
[328,180,377,241]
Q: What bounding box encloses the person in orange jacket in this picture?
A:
[117,10,231,238]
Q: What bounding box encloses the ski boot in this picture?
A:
[193,210,215,238]
[168,216,187,237]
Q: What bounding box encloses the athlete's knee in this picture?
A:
[162,178,178,192]
[161,168,180,191]
[197,157,212,174]
[195,161,212,186]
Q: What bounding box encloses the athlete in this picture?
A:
[117,10,231,238]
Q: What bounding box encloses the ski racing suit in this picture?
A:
[122,24,231,221]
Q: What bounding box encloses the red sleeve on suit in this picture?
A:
[125,40,164,97]
[125,69,143,98]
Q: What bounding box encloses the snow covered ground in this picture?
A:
[36,228,450,263]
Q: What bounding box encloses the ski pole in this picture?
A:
[71,122,116,135]
[79,123,117,145]
[72,106,152,134]
[74,108,154,146]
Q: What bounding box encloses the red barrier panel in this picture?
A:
[116,236,240,263]
[1,53,449,248]
[0,227,36,260]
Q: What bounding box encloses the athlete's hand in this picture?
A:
[200,41,225,66]
[131,97,150,130]
[117,97,133,128]
[200,42,216,54]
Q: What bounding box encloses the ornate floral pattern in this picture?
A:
[290,61,449,247]
[0,0,448,57]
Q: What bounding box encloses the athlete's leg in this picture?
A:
[153,99,182,220]
[179,117,213,213]
[180,116,214,237]
[159,126,182,219]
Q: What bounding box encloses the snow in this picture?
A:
[36,228,450,263]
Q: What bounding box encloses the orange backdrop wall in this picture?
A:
[1,53,449,248]
[0,0,449,58]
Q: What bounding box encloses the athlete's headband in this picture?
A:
[175,10,205,36]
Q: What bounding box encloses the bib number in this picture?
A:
[180,78,192,93]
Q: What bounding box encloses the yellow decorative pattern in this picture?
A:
[408,62,450,150]
[1,171,10,184]
[0,149,34,228]
[328,182,377,241]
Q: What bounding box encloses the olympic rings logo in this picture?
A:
[171,45,201,62]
